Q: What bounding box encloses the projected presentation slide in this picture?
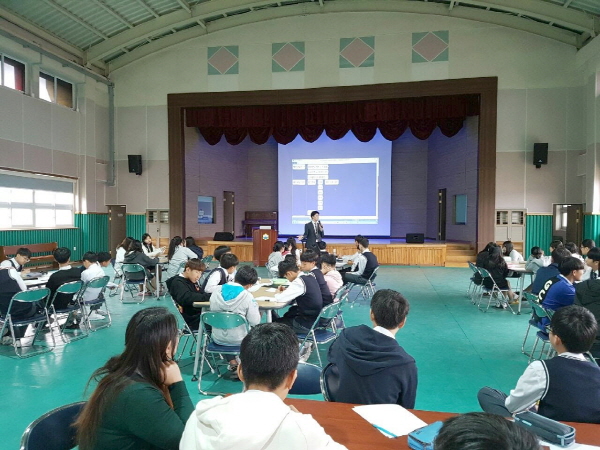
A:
[278,131,391,236]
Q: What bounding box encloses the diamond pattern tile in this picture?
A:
[340,37,374,68]
[412,31,449,63]
[272,42,305,72]
[208,46,239,75]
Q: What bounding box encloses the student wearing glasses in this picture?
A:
[0,247,31,274]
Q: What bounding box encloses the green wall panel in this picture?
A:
[584,215,600,245]
[0,228,82,260]
[75,214,109,254]
[126,214,146,241]
[525,215,553,254]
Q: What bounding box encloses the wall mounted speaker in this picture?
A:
[533,143,548,169]
[128,155,142,175]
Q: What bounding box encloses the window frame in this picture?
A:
[38,70,75,109]
[0,52,26,93]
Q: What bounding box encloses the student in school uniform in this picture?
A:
[165,236,197,280]
[202,253,239,294]
[266,241,285,278]
[81,252,108,321]
[141,233,164,258]
[320,253,343,297]
[185,236,204,260]
[531,247,571,295]
[581,239,596,258]
[179,323,347,450]
[299,249,333,306]
[0,266,43,342]
[502,241,524,262]
[114,237,133,276]
[0,247,31,273]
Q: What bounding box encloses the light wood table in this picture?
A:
[285,399,600,450]
[507,263,534,314]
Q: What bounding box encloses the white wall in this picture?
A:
[0,35,110,213]
[109,12,586,220]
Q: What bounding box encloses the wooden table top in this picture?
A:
[193,284,290,310]
[285,399,600,450]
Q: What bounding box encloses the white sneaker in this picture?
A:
[88,311,105,321]
[299,342,313,362]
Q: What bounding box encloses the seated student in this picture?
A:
[123,240,159,291]
[81,252,108,321]
[482,246,517,304]
[167,259,211,331]
[0,267,43,342]
[531,247,571,295]
[46,247,85,311]
[434,412,540,450]
[502,241,524,262]
[338,235,363,277]
[320,253,343,297]
[549,239,564,253]
[478,305,600,423]
[179,323,347,450]
[525,246,548,275]
[300,250,333,306]
[141,233,164,258]
[75,307,193,450]
[575,247,600,358]
[0,247,31,273]
[282,237,301,265]
[581,239,596,257]
[342,237,378,285]
[209,265,261,374]
[97,251,112,269]
[114,236,133,276]
[537,257,585,325]
[327,289,417,408]
[202,252,238,294]
[273,259,323,333]
[185,236,204,260]
[165,236,197,280]
[476,242,496,268]
[267,241,285,277]
[565,241,584,262]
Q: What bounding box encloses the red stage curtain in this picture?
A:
[187,94,479,144]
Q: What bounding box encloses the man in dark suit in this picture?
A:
[298,210,324,253]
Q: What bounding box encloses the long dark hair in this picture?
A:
[486,246,507,271]
[502,241,514,257]
[75,307,178,450]
[127,240,143,254]
[168,236,183,260]
[118,237,133,251]
[185,236,196,248]
[285,237,297,254]
[142,233,154,253]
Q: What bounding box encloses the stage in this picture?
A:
[197,238,474,267]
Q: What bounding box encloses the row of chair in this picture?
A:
[467,262,516,313]
[0,276,110,358]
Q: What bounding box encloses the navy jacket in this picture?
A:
[327,324,417,408]
[532,263,560,295]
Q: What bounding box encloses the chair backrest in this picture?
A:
[85,275,110,290]
[121,264,146,281]
[478,267,491,278]
[201,311,249,332]
[530,301,548,319]
[320,362,340,402]
[49,281,83,307]
[522,291,538,303]
[12,288,51,304]
[468,261,479,273]
[319,302,342,321]
[368,266,379,281]
[289,362,322,395]
[20,401,85,450]
[334,284,352,303]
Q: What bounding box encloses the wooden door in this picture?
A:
[223,191,235,235]
[108,205,126,257]
[566,204,583,244]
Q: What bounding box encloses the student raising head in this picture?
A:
[75,307,193,450]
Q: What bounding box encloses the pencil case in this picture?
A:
[514,411,575,447]
[407,421,443,450]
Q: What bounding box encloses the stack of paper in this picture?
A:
[352,404,427,438]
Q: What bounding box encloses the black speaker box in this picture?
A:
[128,155,142,175]
[213,232,234,241]
[406,233,425,244]
[533,143,548,168]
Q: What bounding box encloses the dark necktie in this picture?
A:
[592,271,598,280]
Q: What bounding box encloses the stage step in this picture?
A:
[445,243,473,250]
[446,249,475,256]
[446,255,475,263]
[446,262,470,268]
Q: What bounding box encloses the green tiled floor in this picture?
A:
[0,266,532,448]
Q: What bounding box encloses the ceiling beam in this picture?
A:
[134,0,159,18]
[90,0,134,29]
[108,0,580,72]
[40,0,109,40]
[175,0,192,14]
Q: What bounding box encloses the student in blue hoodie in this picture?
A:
[209,265,261,374]
[326,289,417,408]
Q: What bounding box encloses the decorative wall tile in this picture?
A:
[208,46,239,75]
[272,42,305,72]
[412,31,449,63]
[340,37,375,68]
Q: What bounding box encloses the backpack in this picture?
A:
[201,267,227,291]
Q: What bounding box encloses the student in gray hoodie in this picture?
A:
[209,265,262,371]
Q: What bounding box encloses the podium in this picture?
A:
[253,229,278,266]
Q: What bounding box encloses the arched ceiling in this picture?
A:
[0,0,599,76]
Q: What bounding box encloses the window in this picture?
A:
[0,172,75,229]
[1,54,25,92]
[39,71,74,108]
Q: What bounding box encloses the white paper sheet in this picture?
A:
[352,404,427,438]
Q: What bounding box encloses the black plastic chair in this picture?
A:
[289,362,322,395]
[320,362,340,402]
[20,401,85,450]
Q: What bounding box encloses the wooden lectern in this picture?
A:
[253,229,278,266]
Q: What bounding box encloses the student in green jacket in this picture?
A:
[75,307,194,450]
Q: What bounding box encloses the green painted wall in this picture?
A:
[75,214,109,254]
[126,214,146,241]
[584,215,600,245]
[525,214,553,254]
